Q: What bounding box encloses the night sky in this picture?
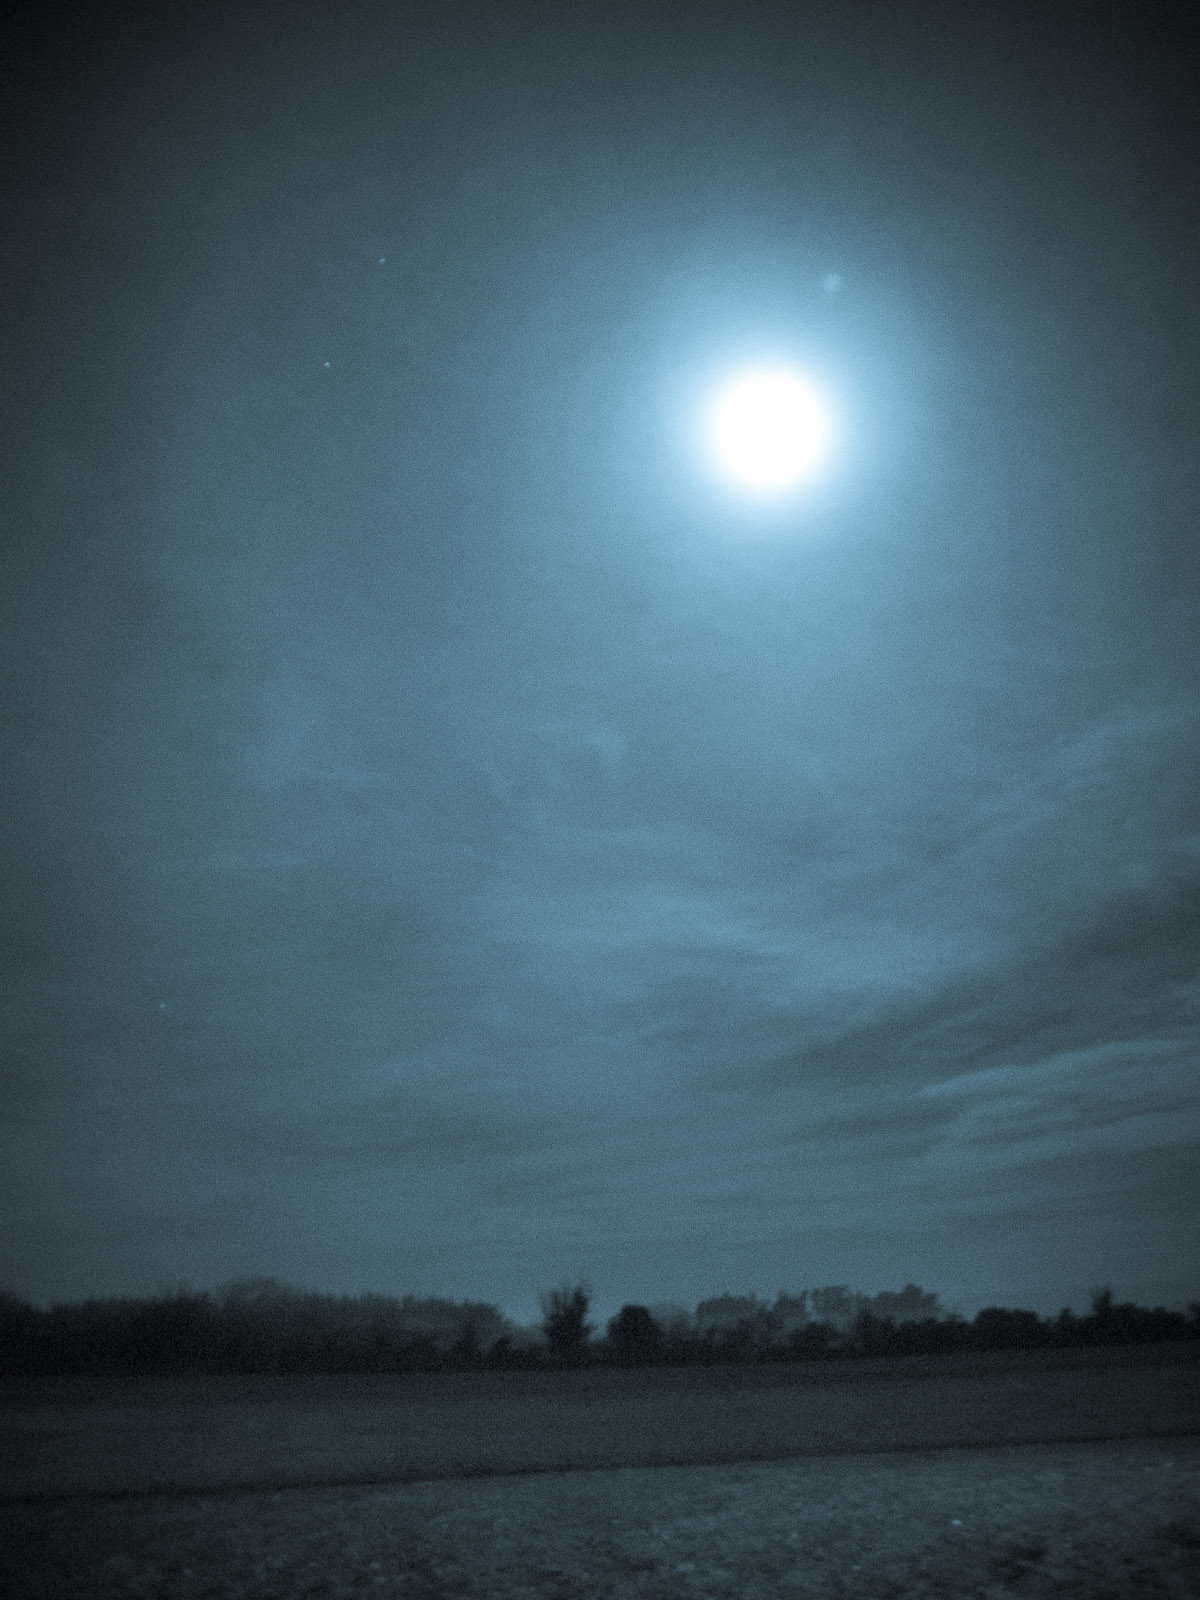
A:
[4,1,1199,1326]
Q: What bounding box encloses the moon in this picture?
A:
[708,369,831,492]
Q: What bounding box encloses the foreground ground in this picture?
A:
[2,1345,1197,1597]
[3,1343,1197,1498]
[3,1436,1199,1598]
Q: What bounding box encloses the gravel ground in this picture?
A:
[3,1436,1199,1599]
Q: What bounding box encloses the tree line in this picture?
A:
[540,1284,1200,1367]
[1,1278,1196,1377]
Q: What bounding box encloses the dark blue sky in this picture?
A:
[4,0,1198,1324]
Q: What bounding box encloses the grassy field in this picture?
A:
[2,1344,1198,1597]
[2,1341,1197,1500]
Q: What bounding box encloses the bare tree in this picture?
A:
[540,1283,593,1364]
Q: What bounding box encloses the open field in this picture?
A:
[2,1345,1197,1597]
[3,1436,1199,1598]
[2,1342,1197,1500]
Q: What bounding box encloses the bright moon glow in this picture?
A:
[709,369,831,492]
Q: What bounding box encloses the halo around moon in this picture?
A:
[708,369,831,493]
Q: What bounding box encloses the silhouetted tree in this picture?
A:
[606,1304,664,1365]
[488,1333,514,1368]
[808,1285,869,1332]
[6,1277,1196,1374]
[450,1317,482,1368]
[891,1314,969,1356]
[540,1283,593,1364]
[782,1320,837,1360]
[973,1306,1049,1350]
[851,1310,897,1356]
[694,1294,782,1359]
[0,1290,42,1374]
[715,1317,761,1363]
[772,1291,810,1333]
[1091,1286,1115,1322]
[1055,1306,1083,1346]
[871,1284,942,1323]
